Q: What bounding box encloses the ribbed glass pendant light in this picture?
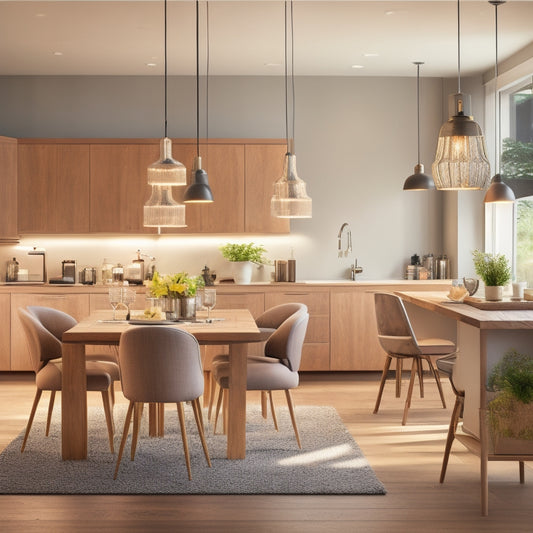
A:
[403,62,435,191]
[271,0,312,219]
[144,0,186,229]
[184,0,214,204]
[484,0,515,204]
[432,0,490,190]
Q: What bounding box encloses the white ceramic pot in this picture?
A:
[231,261,253,284]
[485,285,504,301]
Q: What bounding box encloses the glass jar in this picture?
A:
[112,263,124,283]
[101,258,114,285]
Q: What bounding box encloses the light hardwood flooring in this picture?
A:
[0,370,532,532]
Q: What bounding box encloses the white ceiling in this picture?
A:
[1,0,532,78]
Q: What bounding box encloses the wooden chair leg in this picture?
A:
[192,398,211,467]
[213,386,224,434]
[373,356,393,414]
[440,394,463,483]
[131,402,143,460]
[416,357,425,398]
[45,390,56,436]
[425,356,446,409]
[203,370,211,408]
[519,461,525,484]
[21,389,43,452]
[395,358,403,397]
[101,389,115,454]
[114,400,134,479]
[285,389,301,449]
[177,402,192,481]
[402,358,418,425]
[261,391,268,419]
[268,391,278,431]
[208,373,218,421]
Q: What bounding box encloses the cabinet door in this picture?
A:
[0,294,11,370]
[18,144,90,233]
[90,144,162,233]
[244,144,290,234]
[265,289,330,370]
[11,293,90,370]
[0,137,18,242]
[330,289,385,371]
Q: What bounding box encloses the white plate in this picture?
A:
[128,319,170,325]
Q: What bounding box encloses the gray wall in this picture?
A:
[0,75,478,280]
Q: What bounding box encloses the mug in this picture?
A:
[512,281,527,299]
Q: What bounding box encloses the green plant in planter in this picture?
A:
[472,250,512,287]
[219,243,269,264]
[488,349,533,442]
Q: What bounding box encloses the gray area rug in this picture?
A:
[0,403,385,495]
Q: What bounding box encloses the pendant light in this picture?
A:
[432,0,490,190]
[184,0,214,203]
[403,62,435,191]
[271,0,312,219]
[144,0,186,230]
[484,0,515,203]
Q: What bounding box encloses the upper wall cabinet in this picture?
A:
[18,143,90,234]
[16,139,289,235]
[0,136,18,242]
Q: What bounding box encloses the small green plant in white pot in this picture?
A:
[472,250,512,301]
[219,243,269,284]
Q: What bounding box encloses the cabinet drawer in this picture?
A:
[265,290,329,315]
[300,343,330,371]
[215,292,264,319]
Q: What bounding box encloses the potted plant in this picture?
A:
[219,242,269,284]
[487,349,533,454]
[472,250,512,301]
[148,271,204,319]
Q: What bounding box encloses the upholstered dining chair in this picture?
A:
[373,292,456,425]
[212,307,310,448]
[18,308,118,453]
[114,326,211,481]
[207,302,308,420]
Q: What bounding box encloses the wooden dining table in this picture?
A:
[61,308,262,461]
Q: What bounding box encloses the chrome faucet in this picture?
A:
[337,223,352,258]
[351,258,363,280]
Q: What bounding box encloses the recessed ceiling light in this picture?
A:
[146,62,157,68]
[351,65,364,69]
[53,51,63,56]
[264,62,282,67]
[363,53,379,58]
[35,13,46,18]
[385,10,395,16]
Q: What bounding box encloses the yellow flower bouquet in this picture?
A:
[148,271,204,299]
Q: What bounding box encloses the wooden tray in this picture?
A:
[463,296,533,310]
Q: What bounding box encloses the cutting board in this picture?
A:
[463,296,533,310]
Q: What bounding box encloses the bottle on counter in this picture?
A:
[101,258,114,285]
[112,263,124,283]
[288,248,296,283]
[6,257,19,282]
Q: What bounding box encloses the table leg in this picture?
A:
[227,342,247,459]
[61,343,87,460]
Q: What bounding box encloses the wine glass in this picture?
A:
[121,288,136,318]
[108,287,122,320]
[200,288,216,321]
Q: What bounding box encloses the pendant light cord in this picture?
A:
[164,0,168,138]
[416,62,422,165]
[494,0,500,173]
[196,0,200,157]
[284,0,296,154]
[457,0,461,94]
[206,1,210,145]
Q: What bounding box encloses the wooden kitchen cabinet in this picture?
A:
[265,288,330,371]
[10,293,90,370]
[244,144,290,234]
[18,143,90,233]
[0,294,11,370]
[0,136,18,243]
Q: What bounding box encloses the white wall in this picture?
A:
[0,74,475,281]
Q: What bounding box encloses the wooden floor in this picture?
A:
[1,370,532,532]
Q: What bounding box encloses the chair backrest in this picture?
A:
[27,306,77,341]
[255,303,307,330]
[18,308,63,372]
[264,309,309,372]
[373,292,420,356]
[118,326,204,403]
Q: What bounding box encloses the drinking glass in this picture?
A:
[108,287,122,320]
[122,288,136,315]
[200,288,216,321]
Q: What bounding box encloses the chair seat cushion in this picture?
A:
[36,360,113,391]
[418,338,456,355]
[436,355,457,376]
[213,358,299,391]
